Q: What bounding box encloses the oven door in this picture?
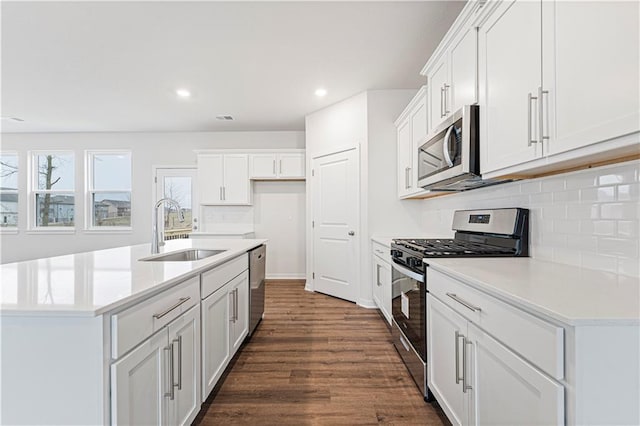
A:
[391,261,426,360]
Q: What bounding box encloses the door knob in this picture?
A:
[348,231,355,236]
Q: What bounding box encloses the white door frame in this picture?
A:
[306,147,360,301]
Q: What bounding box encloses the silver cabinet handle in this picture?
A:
[223,186,226,201]
[219,187,223,201]
[528,92,539,146]
[164,345,175,400]
[153,297,190,319]
[235,288,239,322]
[405,167,411,189]
[538,86,549,144]
[272,160,276,175]
[279,159,282,174]
[376,264,382,286]
[443,84,450,115]
[446,293,482,313]
[348,231,355,236]
[455,330,462,384]
[440,86,445,118]
[463,337,472,393]
[374,249,384,254]
[442,125,455,167]
[172,336,183,391]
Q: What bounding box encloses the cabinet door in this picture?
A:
[222,154,251,205]
[467,322,564,426]
[397,118,413,198]
[371,255,384,313]
[197,155,224,205]
[250,153,277,179]
[201,286,230,400]
[111,329,168,426]
[229,271,249,354]
[167,305,201,426]
[543,1,640,156]
[428,57,449,134]
[427,296,468,426]
[479,0,542,174]
[450,25,478,112]
[378,258,392,325]
[278,153,305,178]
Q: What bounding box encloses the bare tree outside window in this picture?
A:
[0,154,19,227]
[33,153,74,227]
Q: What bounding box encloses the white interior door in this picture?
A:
[155,167,198,238]
[312,149,359,303]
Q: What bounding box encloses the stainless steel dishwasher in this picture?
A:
[248,245,266,336]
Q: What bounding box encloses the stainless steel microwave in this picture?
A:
[418,105,501,191]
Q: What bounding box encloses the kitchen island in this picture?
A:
[0,238,266,425]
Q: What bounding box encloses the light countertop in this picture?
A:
[0,238,266,317]
[426,258,640,326]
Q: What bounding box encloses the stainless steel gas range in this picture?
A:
[390,208,529,401]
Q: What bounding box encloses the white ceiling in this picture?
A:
[1,1,465,133]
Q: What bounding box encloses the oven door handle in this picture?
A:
[391,261,425,283]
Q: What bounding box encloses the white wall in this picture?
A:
[0,131,306,279]
[305,90,426,306]
[420,160,640,278]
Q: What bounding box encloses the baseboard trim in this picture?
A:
[357,298,377,309]
[265,278,306,284]
[265,274,306,280]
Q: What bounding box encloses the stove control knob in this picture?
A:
[407,257,417,267]
[390,250,402,258]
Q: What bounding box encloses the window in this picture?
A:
[31,152,75,228]
[87,151,132,228]
[0,153,19,228]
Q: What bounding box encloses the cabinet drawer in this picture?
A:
[201,254,248,299]
[428,268,564,379]
[372,241,391,263]
[111,277,199,359]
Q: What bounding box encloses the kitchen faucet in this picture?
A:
[152,198,185,254]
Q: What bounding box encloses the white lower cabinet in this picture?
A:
[467,322,564,426]
[201,284,230,399]
[428,276,565,426]
[371,245,392,325]
[111,329,168,425]
[229,271,249,353]
[111,304,201,426]
[428,296,468,426]
[201,266,249,401]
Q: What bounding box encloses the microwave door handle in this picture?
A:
[442,125,455,167]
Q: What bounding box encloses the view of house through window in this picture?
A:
[33,152,75,227]
[155,168,197,240]
[89,152,132,228]
[0,153,19,227]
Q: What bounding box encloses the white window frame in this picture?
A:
[0,151,19,234]
[28,150,76,233]
[85,150,132,232]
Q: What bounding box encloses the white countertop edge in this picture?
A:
[426,261,640,327]
[0,239,267,318]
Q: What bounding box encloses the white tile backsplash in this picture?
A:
[420,160,640,277]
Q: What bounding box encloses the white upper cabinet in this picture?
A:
[197,153,251,205]
[249,151,305,180]
[396,86,429,199]
[423,2,480,135]
[479,0,640,177]
[479,0,543,173]
[542,1,640,156]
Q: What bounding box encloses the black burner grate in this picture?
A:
[394,238,516,257]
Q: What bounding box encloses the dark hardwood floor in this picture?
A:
[194,281,446,425]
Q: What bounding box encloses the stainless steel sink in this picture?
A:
[140,249,226,262]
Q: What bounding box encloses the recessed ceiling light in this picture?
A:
[176,89,191,98]
[315,88,327,97]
